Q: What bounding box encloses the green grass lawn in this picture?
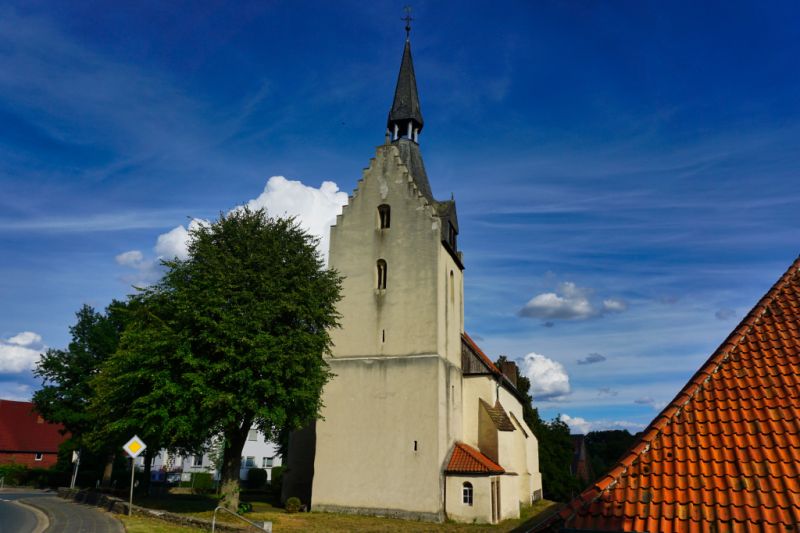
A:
[129,493,558,532]
[117,515,204,533]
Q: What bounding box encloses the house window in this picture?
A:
[248,429,258,441]
[263,456,274,468]
[378,204,391,229]
[193,455,203,467]
[34,452,43,462]
[244,456,255,468]
[377,259,387,290]
[463,482,473,505]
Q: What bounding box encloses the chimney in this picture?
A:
[500,360,518,387]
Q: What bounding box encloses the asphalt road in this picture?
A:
[0,490,123,533]
[0,490,47,533]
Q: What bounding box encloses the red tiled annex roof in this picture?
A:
[462,332,501,375]
[557,255,800,531]
[0,399,67,453]
[446,442,505,475]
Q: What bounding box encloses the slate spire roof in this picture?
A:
[387,39,424,133]
[554,255,800,531]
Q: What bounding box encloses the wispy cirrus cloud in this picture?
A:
[577,352,607,365]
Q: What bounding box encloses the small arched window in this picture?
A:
[378,204,391,229]
[377,259,387,290]
[463,482,473,505]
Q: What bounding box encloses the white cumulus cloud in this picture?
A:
[602,298,627,313]
[117,176,348,285]
[519,281,627,321]
[115,250,144,267]
[155,219,207,261]
[0,331,46,373]
[521,352,571,400]
[560,414,592,434]
[244,176,348,262]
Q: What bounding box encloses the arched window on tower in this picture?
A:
[377,259,387,290]
[378,204,391,229]
[462,482,473,505]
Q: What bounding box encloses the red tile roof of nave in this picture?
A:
[0,399,67,453]
[462,332,501,375]
[445,442,505,475]
[558,255,800,532]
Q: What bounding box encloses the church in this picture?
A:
[283,31,543,524]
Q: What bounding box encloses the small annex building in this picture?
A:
[548,255,800,531]
[0,399,67,468]
[282,30,543,524]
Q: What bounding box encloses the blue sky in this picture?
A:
[1,1,799,434]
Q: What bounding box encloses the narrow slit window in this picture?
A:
[378,204,391,229]
[377,259,387,289]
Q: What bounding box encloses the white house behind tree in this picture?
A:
[139,427,282,483]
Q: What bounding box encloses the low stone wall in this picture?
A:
[56,487,249,531]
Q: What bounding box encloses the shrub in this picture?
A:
[191,472,214,494]
[269,465,283,487]
[0,464,28,485]
[237,501,253,514]
[285,496,302,513]
[247,468,267,489]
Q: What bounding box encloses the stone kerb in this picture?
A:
[57,487,247,531]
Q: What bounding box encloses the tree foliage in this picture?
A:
[496,356,582,502]
[99,207,341,509]
[584,429,637,481]
[33,302,131,486]
[33,303,127,444]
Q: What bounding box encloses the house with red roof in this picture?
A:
[545,255,800,531]
[0,399,68,468]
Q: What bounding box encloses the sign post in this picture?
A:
[122,435,147,516]
[69,449,81,489]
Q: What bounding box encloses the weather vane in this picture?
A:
[402,6,413,39]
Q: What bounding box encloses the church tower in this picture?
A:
[309,31,465,521]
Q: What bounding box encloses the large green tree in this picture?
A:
[107,207,341,509]
[33,302,129,484]
[496,356,582,502]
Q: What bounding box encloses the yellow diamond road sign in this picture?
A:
[123,435,147,458]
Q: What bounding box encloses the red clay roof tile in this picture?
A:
[555,255,800,531]
[445,442,505,475]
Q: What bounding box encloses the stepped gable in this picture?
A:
[446,442,505,475]
[556,255,800,531]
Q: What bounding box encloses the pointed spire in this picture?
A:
[387,38,424,140]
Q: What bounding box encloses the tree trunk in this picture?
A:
[219,417,253,511]
[101,452,114,488]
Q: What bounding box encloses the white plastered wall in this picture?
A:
[312,143,464,519]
